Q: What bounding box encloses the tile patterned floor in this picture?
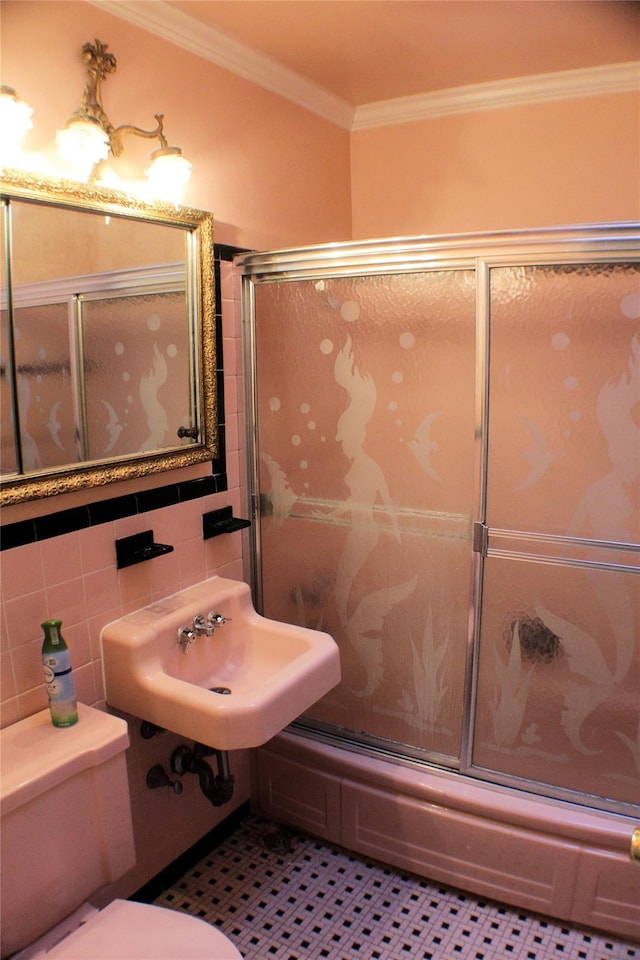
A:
[155,817,639,960]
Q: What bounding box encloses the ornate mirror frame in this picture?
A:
[0,170,216,505]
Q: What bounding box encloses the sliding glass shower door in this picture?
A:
[240,226,639,814]
[250,268,477,766]
[473,262,639,809]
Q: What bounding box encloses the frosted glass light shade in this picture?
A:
[145,149,191,205]
[0,87,33,167]
[56,119,110,181]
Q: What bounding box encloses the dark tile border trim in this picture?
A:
[0,475,225,551]
[0,244,249,553]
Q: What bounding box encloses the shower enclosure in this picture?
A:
[238,225,639,820]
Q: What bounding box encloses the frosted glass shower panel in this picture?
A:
[13,302,77,470]
[0,304,15,475]
[254,270,476,762]
[472,553,639,807]
[0,214,15,474]
[486,263,640,540]
[80,290,191,461]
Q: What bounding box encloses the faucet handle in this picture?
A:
[193,613,211,635]
[206,611,231,628]
[177,625,196,653]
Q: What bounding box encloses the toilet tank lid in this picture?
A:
[1,704,130,816]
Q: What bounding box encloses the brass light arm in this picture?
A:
[111,114,168,157]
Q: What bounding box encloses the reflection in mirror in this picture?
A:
[1,212,17,475]
[0,172,216,504]
[12,299,74,472]
[81,288,192,460]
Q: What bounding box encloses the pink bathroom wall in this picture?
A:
[0,0,352,250]
[351,92,640,239]
[0,261,251,894]
[2,0,638,900]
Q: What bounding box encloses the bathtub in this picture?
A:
[253,731,640,941]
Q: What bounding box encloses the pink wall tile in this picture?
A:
[224,415,240,454]
[44,578,88,628]
[83,567,121,617]
[150,549,182,600]
[40,533,83,586]
[60,620,91,669]
[11,637,46,693]
[79,523,117,574]
[233,298,243,340]
[0,651,16,702]
[73,660,97,706]
[205,531,243,574]
[177,538,207,588]
[88,608,121,662]
[222,558,246,582]
[0,698,20,728]
[223,336,239,377]
[113,515,148,541]
[219,260,234,290]
[117,558,160,608]
[17,685,48,718]
[1,543,44,601]
[0,603,8,654]
[222,282,242,338]
[3,590,48,648]
[90,660,106,709]
[226,449,242,491]
[174,499,209,543]
[146,507,182,552]
[224,374,239,416]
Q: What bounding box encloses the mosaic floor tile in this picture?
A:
[155,817,639,960]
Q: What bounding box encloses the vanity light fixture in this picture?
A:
[58,38,191,204]
[0,86,33,169]
[0,39,191,205]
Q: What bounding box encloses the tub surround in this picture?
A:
[254,732,640,941]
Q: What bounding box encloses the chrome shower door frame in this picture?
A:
[238,222,640,816]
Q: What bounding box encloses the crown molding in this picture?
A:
[89,0,356,129]
[90,2,638,132]
[352,61,640,130]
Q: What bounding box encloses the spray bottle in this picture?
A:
[41,619,78,727]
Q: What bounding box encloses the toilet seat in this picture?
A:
[20,899,243,959]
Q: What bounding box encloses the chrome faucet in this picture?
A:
[178,612,231,653]
[193,613,215,637]
[193,611,231,636]
[206,611,231,629]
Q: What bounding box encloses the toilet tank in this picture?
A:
[0,704,136,959]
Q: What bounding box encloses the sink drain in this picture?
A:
[210,686,232,695]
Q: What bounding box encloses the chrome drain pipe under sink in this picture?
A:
[170,742,234,807]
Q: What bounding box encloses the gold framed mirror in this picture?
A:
[0,170,216,505]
